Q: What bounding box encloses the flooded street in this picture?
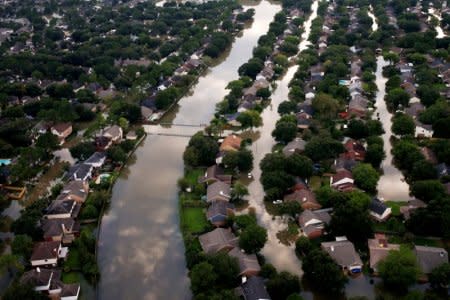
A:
[368,5,378,32]
[429,8,447,39]
[245,0,319,276]
[96,1,281,299]
[373,57,411,201]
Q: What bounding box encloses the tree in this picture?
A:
[312,93,340,121]
[304,136,344,162]
[285,154,313,178]
[352,163,380,193]
[70,142,96,161]
[278,101,297,115]
[11,234,33,259]
[302,249,347,294]
[2,283,47,300]
[237,110,262,129]
[429,263,450,290]
[410,160,437,181]
[365,143,385,168]
[346,119,368,139]
[237,149,253,172]
[231,181,248,201]
[36,132,59,150]
[386,88,410,110]
[239,224,268,254]
[272,121,297,144]
[266,271,301,300]
[410,180,446,202]
[392,113,415,136]
[107,146,127,163]
[190,262,218,294]
[433,117,450,138]
[378,246,420,291]
[206,252,239,288]
[256,88,271,100]
[329,199,373,247]
[183,132,219,167]
[155,87,179,110]
[295,236,313,257]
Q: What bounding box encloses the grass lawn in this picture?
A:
[310,176,322,191]
[413,237,443,247]
[185,168,205,186]
[181,207,209,234]
[385,201,408,216]
[62,272,80,284]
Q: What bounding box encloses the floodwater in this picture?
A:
[245,0,319,276]
[368,5,378,32]
[428,8,447,39]
[96,1,281,299]
[373,56,411,201]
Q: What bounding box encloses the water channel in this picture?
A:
[96,1,281,299]
[373,56,411,202]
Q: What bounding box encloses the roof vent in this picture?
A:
[37,267,41,273]
[242,276,247,284]
[331,246,335,252]
[440,252,445,257]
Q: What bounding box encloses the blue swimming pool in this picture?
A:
[0,159,12,166]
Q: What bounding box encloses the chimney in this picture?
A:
[331,246,335,252]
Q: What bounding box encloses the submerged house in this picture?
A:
[368,236,400,273]
[207,201,235,227]
[228,247,261,277]
[198,228,238,254]
[321,238,363,274]
[298,209,331,239]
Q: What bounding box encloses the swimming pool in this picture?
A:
[0,159,11,166]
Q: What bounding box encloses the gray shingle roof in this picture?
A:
[198,228,238,254]
[415,245,448,274]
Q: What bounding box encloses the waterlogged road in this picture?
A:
[245,0,319,276]
[96,1,281,299]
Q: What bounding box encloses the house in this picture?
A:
[41,218,79,244]
[51,123,73,144]
[103,125,123,143]
[420,147,438,164]
[220,135,242,152]
[66,163,93,181]
[44,200,81,219]
[321,238,363,274]
[84,152,107,168]
[20,268,80,299]
[198,228,238,254]
[343,139,366,161]
[284,189,322,210]
[57,180,89,203]
[20,268,57,292]
[330,169,354,191]
[31,121,51,141]
[334,156,357,172]
[207,201,235,227]
[369,198,391,222]
[405,102,425,119]
[368,235,400,273]
[225,113,242,127]
[141,106,154,122]
[414,245,448,274]
[348,95,369,118]
[228,248,261,277]
[95,136,112,151]
[298,209,331,239]
[31,241,68,267]
[206,181,231,203]
[236,276,271,300]
[282,138,306,157]
[436,163,450,177]
[199,165,232,184]
[400,199,427,220]
[126,131,137,140]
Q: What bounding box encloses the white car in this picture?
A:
[272,200,283,205]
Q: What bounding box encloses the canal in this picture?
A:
[96,1,281,299]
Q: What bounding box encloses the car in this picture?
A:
[272,200,283,205]
[247,173,253,178]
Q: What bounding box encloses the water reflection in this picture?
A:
[97,2,281,299]
[373,57,411,201]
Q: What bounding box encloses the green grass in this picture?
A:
[385,201,407,216]
[413,237,443,248]
[181,207,209,234]
[310,176,322,191]
[62,272,80,284]
[63,248,81,271]
[185,168,205,186]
